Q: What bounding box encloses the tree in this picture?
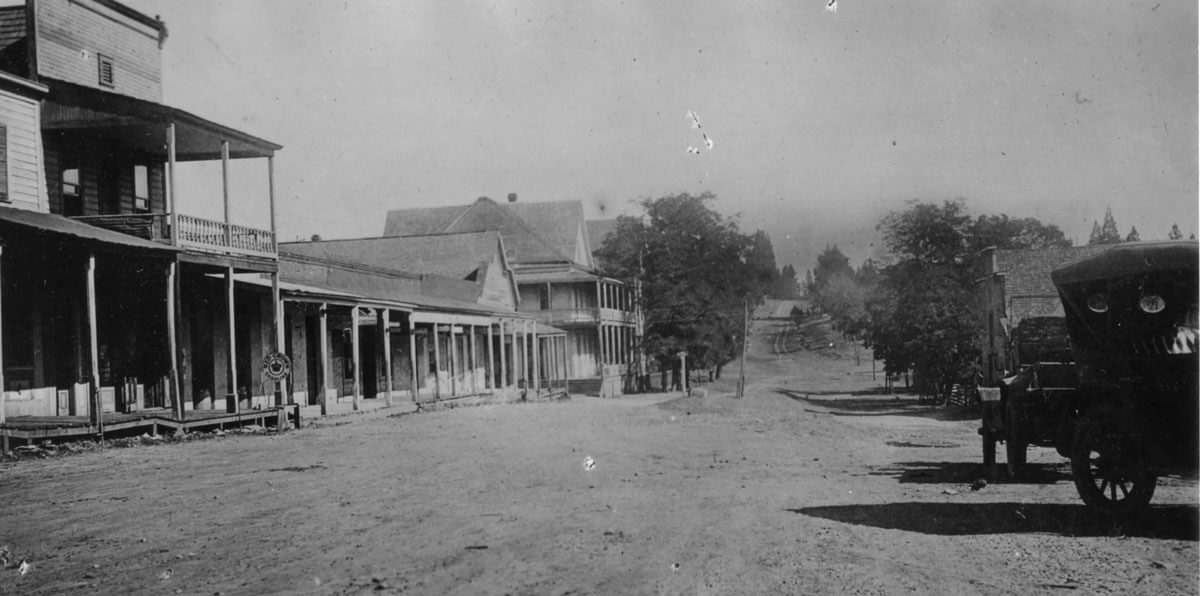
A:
[745,230,781,297]
[1169,224,1183,240]
[1125,226,1140,242]
[810,244,854,292]
[775,264,800,299]
[1088,207,1122,245]
[595,192,759,379]
[968,214,1071,252]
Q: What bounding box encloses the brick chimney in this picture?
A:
[507,193,517,203]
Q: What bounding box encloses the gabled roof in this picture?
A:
[383,197,583,267]
[505,200,589,264]
[280,231,505,280]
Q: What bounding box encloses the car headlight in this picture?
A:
[1086,293,1109,313]
[1138,294,1165,314]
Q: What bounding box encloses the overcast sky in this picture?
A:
[134,0,1196,271]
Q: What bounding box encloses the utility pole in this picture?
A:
[737,297,748,398]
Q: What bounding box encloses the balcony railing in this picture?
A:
[177,214,275,257]
[72,213,276,258]
[534,307,637,327]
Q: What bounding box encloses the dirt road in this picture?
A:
[1,325,1196,595]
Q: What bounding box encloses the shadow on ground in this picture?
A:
[774,389,980,421]
[787,502,1199,540]
[864,460,1072,485]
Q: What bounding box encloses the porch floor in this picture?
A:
[1,406,297,445]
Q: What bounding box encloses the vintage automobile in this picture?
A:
[1051,240,1198,516]
[980,359,1079,477]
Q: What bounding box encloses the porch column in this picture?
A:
[448,325,458,396]
[432,323,442,398]
[86,253,101,431]
[351,306,361,411]
[166,123,178,247]
[562,336,570,390]
[166,259,182,419]
[221,140,231,246]
[408,317,418,401]
[272,271,287,407]
[469,325,478,393]
[533,324,541,393]
[498,321,508,389]
[380,310,392,406]
[225,266,239,413]
[268,155,278,253]
[319,303,329,415]
[486,323,494,390]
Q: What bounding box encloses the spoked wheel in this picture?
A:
[1071,407,1157,517]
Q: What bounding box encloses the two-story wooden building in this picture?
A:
[0,0,289,439]
[383,195,639,396]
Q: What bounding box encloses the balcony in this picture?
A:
[72,213,276,258]
[535,307,635,327]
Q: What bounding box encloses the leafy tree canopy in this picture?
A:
[594,192,763,371]
[1088,207,1122,245]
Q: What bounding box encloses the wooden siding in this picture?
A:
[0,89,47,211]
[478,256,516,311]
[35,0,162,102]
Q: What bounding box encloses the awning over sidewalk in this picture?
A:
[0,205,178,254]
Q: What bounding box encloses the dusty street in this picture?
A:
[1,328,1196,595]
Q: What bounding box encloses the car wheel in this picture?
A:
[1071,406,1157,517]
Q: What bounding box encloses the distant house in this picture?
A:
[976,245,1110,383]
[752,299,810,321]
[384,196,638,396]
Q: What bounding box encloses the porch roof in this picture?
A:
[0,205,177,254]
[40,78,281,161]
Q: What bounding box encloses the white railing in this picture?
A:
[177,213,275,257]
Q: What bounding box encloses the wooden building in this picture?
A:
[0,0,289,440]
[383,196,639,396]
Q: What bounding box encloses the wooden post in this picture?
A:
[225,266,238,413]
[221,140,231,247]
[498,321,507,389]
[86,253,101,433]
[432,323,442,398]
[562,336,569,392]
[267,154,277,253]
[166,259,181,418]
[469,325,478,393]
[381,310,392,406]
[351,306,361,411]
[408,318,418,401]
[447,324,457,396]
[166,123,178,247]
[486,323,494,390]
[272,271,287,407]
[679,351,688,396]
[533,323,540,393]
[318,303,329,415]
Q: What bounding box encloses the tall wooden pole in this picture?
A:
[167,123,178,247]
[533,323,540,393]
[498,321,507,389]
[225,265,238,413]
[166,260,181,418]
[408,318,418,401]
[486,323,494,390]
[469,325,478,393]
[448,325,457,396]
[221,140,231,247]
[351,306,361,410]
[432,323,442,398]
[381,310,392,406]
[87,253,101,433]
[318,303,329,415]
[272,272,286,406]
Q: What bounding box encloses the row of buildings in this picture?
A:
[0,0,639,444]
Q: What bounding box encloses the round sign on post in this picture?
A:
[262,351,292,381]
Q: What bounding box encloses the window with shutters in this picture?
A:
[97,54,115,88]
